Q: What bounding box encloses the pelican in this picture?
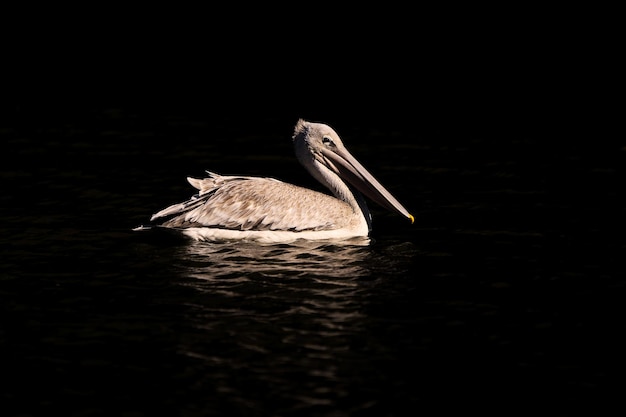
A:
[135,119,414,243]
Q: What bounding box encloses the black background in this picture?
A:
[2,9,623,417]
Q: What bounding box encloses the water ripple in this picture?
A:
[182,239,373,282]
[155,238,422,415]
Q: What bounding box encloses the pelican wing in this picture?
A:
[151,173,354,232]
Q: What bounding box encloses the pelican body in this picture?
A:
[137,120,413,243]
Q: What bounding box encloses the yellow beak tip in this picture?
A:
[409,214,415,224]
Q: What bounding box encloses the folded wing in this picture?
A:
[150,172,354,232]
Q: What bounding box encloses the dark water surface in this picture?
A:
[1,107,623,416]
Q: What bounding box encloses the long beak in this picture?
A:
[321,147,414,223]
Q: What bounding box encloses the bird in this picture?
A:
[135,119,414,243]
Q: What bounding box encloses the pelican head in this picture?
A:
[292,119,414,224]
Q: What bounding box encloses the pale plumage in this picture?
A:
[135,119,413,243]
[153,173,357,232]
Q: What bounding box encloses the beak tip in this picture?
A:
[408,214,415,224]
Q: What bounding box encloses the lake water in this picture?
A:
[1,106,623,416]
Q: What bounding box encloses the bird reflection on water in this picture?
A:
[182,238,373,283]
[166,238,420,416]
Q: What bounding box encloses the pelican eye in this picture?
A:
[322,136,335,146]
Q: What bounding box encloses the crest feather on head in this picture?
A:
[293,119,309,140]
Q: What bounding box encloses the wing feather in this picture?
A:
[151,173,354,232]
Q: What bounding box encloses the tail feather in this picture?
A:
[150,193,212,222]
